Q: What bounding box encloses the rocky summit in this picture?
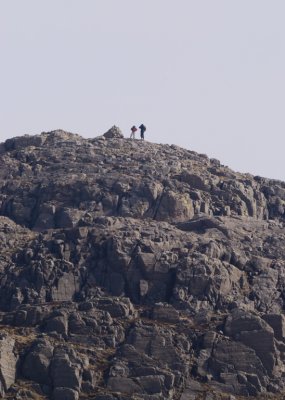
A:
[0,128,285,400]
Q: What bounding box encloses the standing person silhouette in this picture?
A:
[139,124,146,140]
[130,125,137,139]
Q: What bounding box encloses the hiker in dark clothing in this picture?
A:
[139,124,146,140]
[130,125,137,139]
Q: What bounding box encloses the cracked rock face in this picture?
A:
[1,129,285,398]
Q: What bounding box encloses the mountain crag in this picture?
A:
[0,128,285,399]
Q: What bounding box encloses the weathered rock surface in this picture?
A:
[0,128,285,398]
[0,334,17,396]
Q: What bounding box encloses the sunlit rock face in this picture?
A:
[0,128,285,398]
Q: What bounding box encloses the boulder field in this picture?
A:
[0,127,285,399]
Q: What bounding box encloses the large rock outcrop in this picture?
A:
[0,128,285,398]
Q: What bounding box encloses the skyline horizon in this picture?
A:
[1,1,285,182]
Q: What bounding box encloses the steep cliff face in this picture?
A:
[0,128,285,399]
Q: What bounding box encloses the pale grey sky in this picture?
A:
[1,1,285,180]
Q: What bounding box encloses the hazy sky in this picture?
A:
[1,1,285,180]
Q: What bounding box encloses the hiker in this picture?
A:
[130,125,137,139]
[139,124,146,140]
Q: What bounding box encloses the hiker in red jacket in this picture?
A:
[130,125,137,139]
